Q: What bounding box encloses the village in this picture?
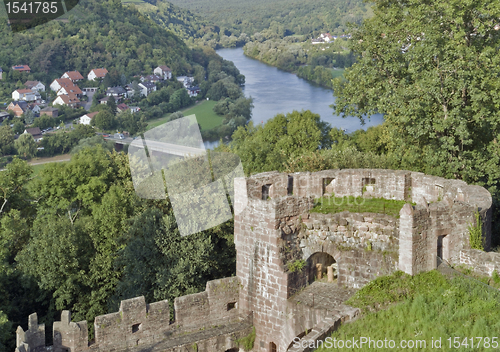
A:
[0,64,201,142]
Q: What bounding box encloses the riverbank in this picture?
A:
[243,38,352,89]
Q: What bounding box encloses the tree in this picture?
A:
[231,110,331,175]
[107,97,117,116]
[14,134,37,159]
[332,0,500,190]
[92,110,116,131]
[33,115,55,130]
[0,126,15,156]
[12,121,25,135]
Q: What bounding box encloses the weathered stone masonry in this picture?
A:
[16,169,493,352]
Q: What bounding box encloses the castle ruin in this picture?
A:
[16,169,496,352]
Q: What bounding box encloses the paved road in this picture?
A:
[83,91,95,111]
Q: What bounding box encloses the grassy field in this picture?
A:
[331,68,345,80]
[311,196,410,218]
[146,100,224,131]
[316,270,500,352]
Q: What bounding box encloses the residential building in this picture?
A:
[154,65,172,80]
[106,86,127,99]
[29,103,41,116]
[117,103,129,113]
[61,71,84,82]
[53,94,80,108]
[12,89,36,101]
[0,67,3,80]
[7,101,28,117]
[125,84,137,98]
[57,85,83,97]
[12,65,31,73]
[40,107,58,118]
[129,106,140,113]
[24,81,46,92]
[140,74,162,83]
[138,81,156,97]
[176,76,194,88]
[88,68,108,81]
[79,112,98,125]
[187,86,200,97]
[24,127,43,142]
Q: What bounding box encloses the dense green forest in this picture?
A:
[166,0,372,38]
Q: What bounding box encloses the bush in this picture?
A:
[468,211,484,250]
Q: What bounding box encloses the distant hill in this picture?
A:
[165,0,373,36]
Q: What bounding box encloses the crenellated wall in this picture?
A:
[15,277,248,352]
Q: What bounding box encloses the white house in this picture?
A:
[29,103,41,115]
[25,81,45,92]
[187,86,200,97]
[12,89,36,101]
[61,71,84,82]
[23,127,43,142]
[79,111,98,125]
[88,68,108,81]
[176,76,194,88]
[154,65,172,80]
[138,82,156,97]
[57,85,82,97]
[53,94,80,108]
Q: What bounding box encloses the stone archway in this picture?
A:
[306,252,336,284]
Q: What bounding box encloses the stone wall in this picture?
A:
[460,249,500,277]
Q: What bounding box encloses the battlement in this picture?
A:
[16,277,244,352]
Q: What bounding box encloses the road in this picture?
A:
[83,91,95,111]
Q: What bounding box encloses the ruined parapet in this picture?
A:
[53,311,88,352]
[15,313,46,352]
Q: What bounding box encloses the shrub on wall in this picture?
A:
[237,326,256,351]
[468,211,484,251]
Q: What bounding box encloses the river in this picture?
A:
[216,47,384,131]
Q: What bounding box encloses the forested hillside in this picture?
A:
[166,0,372,37]
[0,0,192,87]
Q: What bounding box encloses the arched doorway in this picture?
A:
[225,349,239,352]
[307,252,336,284]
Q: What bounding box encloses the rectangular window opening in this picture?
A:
[227,302,237,311]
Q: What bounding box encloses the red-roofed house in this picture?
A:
[79,111,99,125]
[88,68,108,81]
[50,78,82,97]
[12,89,36,101]
[7,101,29,117]
[117,103,129,113]
[53,93,80,108]
[12,65,31,73]
[61,71,84,82]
